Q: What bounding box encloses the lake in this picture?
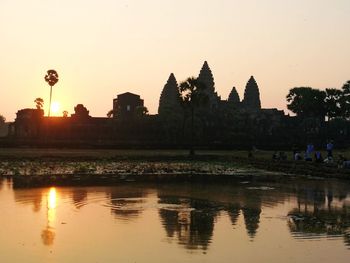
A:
[0,177,349,263]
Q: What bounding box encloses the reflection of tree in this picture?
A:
[289,186,350,249]
[0,178,4,191]
[158,196,218,250]
[288,209,348,235]
[41,227,55,246]
[41,188,57,246]
[13,189,43,212]
[344,232,350,248]
[12,187,57,245]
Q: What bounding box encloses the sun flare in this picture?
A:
[51,102,60,115]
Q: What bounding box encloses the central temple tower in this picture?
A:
[197,61,220,110]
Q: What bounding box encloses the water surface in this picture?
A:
[0,178,349,263]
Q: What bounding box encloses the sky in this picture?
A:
[0,0,349,121]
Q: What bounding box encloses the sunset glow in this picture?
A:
[50,102,60,116]
[0,1,349,121]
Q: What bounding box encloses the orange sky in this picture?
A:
[1,0,349,121]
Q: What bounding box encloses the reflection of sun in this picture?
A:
[48,187,57,223]
[51,102,60,115]
[48,187,57,209]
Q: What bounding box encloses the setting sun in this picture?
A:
[50,102,60,116]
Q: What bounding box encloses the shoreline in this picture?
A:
[1,148,350,187]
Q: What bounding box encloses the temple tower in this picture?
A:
[242,76,261,110]
[158,73,182,115]
[228,86,240,108]
[197,61,220,109]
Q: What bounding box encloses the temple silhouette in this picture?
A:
[4,61,345,148]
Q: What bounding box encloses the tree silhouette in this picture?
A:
[44,70,59,117]
[286,87,326,118]
[134,106,149,118]
[324,88,343,120]
[0,115,5,126]
[34,97,44,110]
[340,80,350,118]
[179,77,208,155]
[107,109,114,118]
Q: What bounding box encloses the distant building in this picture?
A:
[10,61,330,148]
[113,92,144,119]
[13,108,44,138]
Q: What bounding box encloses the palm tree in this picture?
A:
[179,77,208,155]
[44,70,59,117]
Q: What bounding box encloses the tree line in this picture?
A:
[286,80,350,120]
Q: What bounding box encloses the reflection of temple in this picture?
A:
[227,204,241,226]
[242,206,261,238]
[107,188,146,221]
[157,184,281,249]
[158,197,218,250]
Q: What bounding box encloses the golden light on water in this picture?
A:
[41,187,58,246]
[47,187,57,225]
[48,187,57,209]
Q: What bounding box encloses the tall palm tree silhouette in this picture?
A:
[44,70,59,117]
[179,77,208,155]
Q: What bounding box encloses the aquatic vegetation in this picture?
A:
[0,159,247,178]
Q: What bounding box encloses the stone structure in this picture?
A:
[228,87,240,108]
[242,76,261,110]
[197,61,220,109]
[11,61,326,149]
[13,109,44,138]
[158,73,182,115]
[113,92,144,119]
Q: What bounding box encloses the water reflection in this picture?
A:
[288,184,350,249]
[13,187,43,212]
[227,204,240,226]
[2,177,350,260]
[71,188,88,209]
[158,196,218,250]
[42,187,57,246]
[106,187,146,221]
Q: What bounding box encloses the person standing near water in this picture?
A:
[326,140,334,158]
[306,143,314,161]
